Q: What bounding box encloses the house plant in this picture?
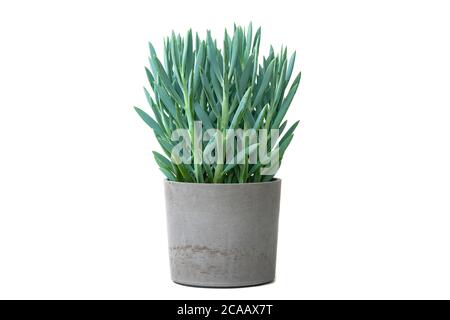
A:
[135,23,301,287]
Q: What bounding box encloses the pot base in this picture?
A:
[173,279,274,289]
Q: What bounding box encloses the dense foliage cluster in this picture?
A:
[135,24,301,183]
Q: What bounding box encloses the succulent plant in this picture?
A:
[135,23,301,183]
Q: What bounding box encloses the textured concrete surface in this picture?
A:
[164,179,281,287]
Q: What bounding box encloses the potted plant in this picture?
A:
[135,23,301,287]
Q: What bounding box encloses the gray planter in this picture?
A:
[164,179,281,287]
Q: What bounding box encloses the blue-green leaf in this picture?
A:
[134,107,164,137]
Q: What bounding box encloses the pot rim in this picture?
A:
[164,178,281,186]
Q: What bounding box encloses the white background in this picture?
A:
[1,0,449,299]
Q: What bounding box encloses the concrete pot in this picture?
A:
[164,179,281,287]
